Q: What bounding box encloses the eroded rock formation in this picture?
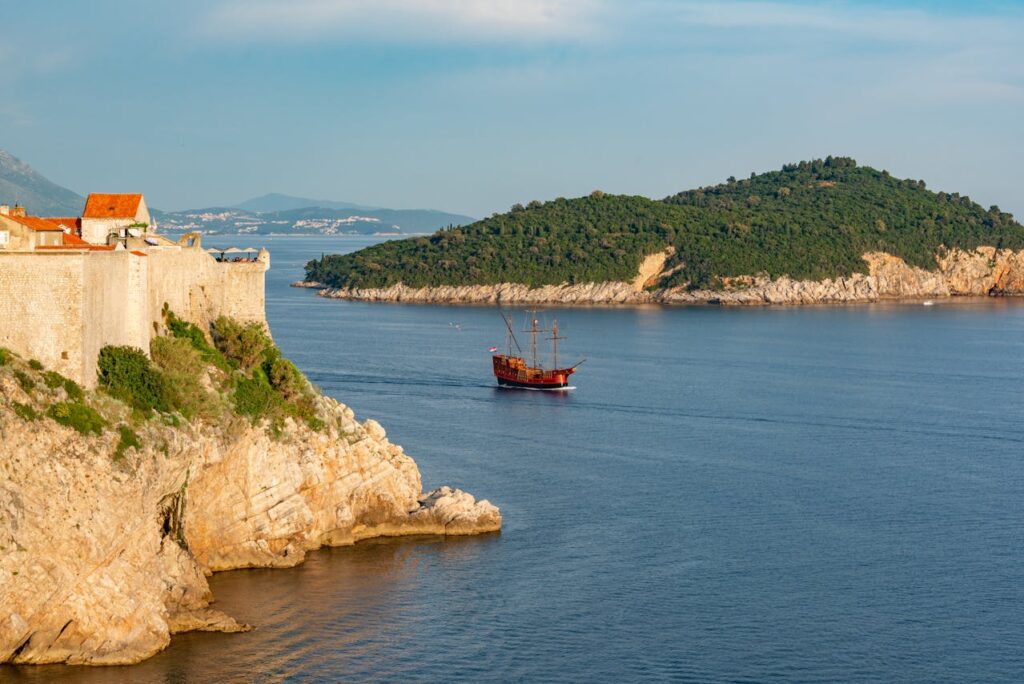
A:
[0,380,500,666]
[307,248,1024,306]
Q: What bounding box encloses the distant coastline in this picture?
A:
[294,248,1024,306]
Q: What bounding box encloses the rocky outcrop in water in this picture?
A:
[304,248,1024,306]
[0,370,500,666]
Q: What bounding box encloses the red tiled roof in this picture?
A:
[2,215,65,232]
[44,216,82,230]
[82,193,143,219]
[129,250,147,257]
[36,244,116,251]
[62,233,89,245]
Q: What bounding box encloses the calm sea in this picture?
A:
[11,236,1024,683]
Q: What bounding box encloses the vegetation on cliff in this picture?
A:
[305,157,1024,290]
[0,312,325,457]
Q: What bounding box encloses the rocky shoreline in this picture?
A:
[0,380,500,666]
[295,248,1024,306]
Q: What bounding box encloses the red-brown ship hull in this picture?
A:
[492,355,576,389]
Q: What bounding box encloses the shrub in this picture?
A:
[12,401,39,421]
[28,359,43,371]
[212,317,271,371]
[14,370,34,393]
[165,311,231,371]
[47,401,106,435]
[63,378,84,402]
[97,346,168,413]
[0,348,7,366]
[264,353,306,402]
[233,375,280,418]
[41,371,84,401]
[151,336,218,419]
[114,425,142,461]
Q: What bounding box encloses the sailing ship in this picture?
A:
[492,311,582,390]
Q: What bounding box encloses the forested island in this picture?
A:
[303,158,1024,304]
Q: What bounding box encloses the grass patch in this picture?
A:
[151,336,220,420]
[47,401,106,435]
[114,425,142,461]
[165,310,231,371]
[14,370,34,393]
[0,348,8,366]
[12,401,39,421]
[28,359,43,371]
[41,370,83,401]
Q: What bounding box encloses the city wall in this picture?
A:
[0,245,267,386]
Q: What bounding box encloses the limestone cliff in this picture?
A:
[305,247,1024,306]
[0,359,500,666]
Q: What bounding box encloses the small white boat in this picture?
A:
[923,300,935,306]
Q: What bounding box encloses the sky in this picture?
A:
[1,0,1022,217]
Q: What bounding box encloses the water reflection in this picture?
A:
[7,534,499,684]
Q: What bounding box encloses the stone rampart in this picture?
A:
[0,245,268,386]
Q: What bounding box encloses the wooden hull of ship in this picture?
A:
[495,376,572,390]
[492,355,575,390]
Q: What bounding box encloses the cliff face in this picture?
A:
[0,373,499,665]
[308,248,1024,306]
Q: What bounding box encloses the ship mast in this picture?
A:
[528,312,540,368]
[546,318,566,369]
[502,313,523,356]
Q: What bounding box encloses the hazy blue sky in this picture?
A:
[2,1,1021,217]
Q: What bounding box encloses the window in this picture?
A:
[0,230,8,246]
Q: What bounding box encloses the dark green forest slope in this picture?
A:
[306,158,1024,290]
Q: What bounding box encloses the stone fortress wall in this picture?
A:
[0,240,268,386]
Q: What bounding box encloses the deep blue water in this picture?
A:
[14,236,1024,682]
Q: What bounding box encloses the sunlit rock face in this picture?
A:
[314,248,1024,306]
[0,387,500,666]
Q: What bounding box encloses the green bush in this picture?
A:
[264,353,306,402]
[40,370,83,401]
[28,359,43,371]
[151,336,218,419]
[0,348,10,366]
[233,375,280,418]
[114,425,142,461]
[165,311,231,371]
[47,401,106,435]
[63,378,84,402]
[14,370,34,393]
[212,317,271,371]
[12,401,39,421]
[97,346,168,413]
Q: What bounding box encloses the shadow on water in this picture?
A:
[5,534,501,684]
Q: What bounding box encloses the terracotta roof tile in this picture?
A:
[129,250,147,257]
[36,244,116,251]
[43,216,82,231]
[3,215,65,232]
[62,233,89,245]
[82,193,143,219]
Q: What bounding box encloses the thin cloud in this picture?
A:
[199,0,602,43]
[657,0,1024,44]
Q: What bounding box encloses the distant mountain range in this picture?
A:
[0,150,85,215]
[0,149,474,235]
[232,193,377,213]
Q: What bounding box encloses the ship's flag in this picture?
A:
[488,346,498,352]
